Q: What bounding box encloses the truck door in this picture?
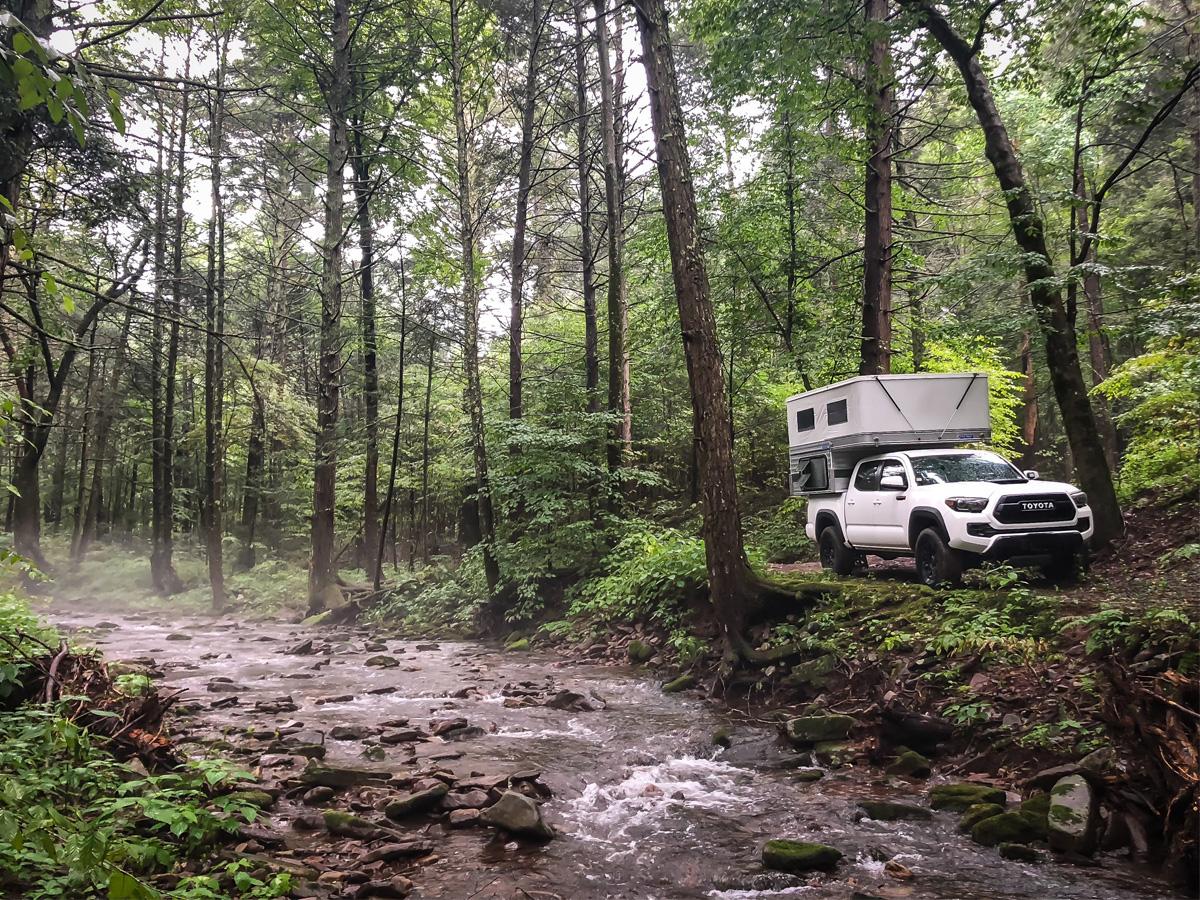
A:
[845,460,880,545]
[871,458,912,549]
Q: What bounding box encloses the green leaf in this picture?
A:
[12,32,32,54]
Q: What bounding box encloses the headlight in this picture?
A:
[945,497,988,513]
[1071,491,1088,509]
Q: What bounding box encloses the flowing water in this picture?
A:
[52,610,1175,900]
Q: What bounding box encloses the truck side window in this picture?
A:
[827,399,848,425]
[796,408,815,431]
[854,461,881,491]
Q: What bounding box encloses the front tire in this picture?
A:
[915,527,963,588]
[819,526,856,577]
[1042,547,1088,584]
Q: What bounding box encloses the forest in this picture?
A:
[0,0,1198,897]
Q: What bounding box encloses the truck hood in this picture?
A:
[917,479,1081,499]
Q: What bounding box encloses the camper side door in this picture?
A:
[844,460,880,545]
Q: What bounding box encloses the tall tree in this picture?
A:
[574,0,600,413]
[859,0,893,375]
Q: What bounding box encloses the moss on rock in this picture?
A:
[958,802,1005,833]
[929,783,1007,812]
[886,750,932,779]
[784,714,857,745]
[970,811,1044,847]
[627,640,654,664]
[662,674,696,693]
[761,839,842,873]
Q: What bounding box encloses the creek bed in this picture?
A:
[53,611,1174,900]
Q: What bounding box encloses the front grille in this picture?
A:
[994,493,1075,524]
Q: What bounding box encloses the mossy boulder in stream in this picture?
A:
[225,790,275,810]
[323,810,387,840]
[929,783,1007,812]
[784,714,856,745]
[1047,775,1097,854]
[761,839,842,873]
[958,802,1005,832]
[886,749,932,778]
[384,783,448,819]
[970,812,1044,847]
[627,640,654,664]
[505,637,531,651]
[662,674,696,693]
[999,842,1041,862]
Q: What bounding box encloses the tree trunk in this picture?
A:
[595,0,631,474]
[510,0,544,422]
[375,257,408,590]
[634,0,762,658]
[451,0,500,593]
[907,0,1123,545]
[1019,330,1039,468]
[859,0,893,376]
[204,48,227,612]
[421,331,435,565]
[574,0,600,413]
[309,0,351,614]
[351,109,380,578]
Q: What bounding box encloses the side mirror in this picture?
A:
[880,474,907,491]
[1024,470,1040,480]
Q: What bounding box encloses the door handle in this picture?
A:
[872,500,883,506]
[896,495,906,500]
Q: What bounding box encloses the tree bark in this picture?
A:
[204,42,228,612]
[421,330,436,564]
[1019,330,1039,468]
[574,0,600,413]
[308,0,352,614]
[634,0,762,658]
[595,0,631,474]
[451,0,500,594]
[375,256,408,590]
[905,0,1123,545]
[859,0,893,376]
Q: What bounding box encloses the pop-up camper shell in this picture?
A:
[787,373,991,496]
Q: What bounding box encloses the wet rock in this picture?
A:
[783,714,856,745]
[355,841,433,864]
[227,790,276,810]
[330,724,377,741]
[884,859,913,880]
[928,783,1007,812]
[712,726,733,748]
[1047,775,1097,854]
[448,808,481,828]
[971,812,1043,847]
[504,638,530,651]
[627,640,654,663]
[793,768,825,783]
[479,790,554,840]
[856,800,932,822]
[301,763,391,788]
[958,802,1005,832]
[383,784,448,819]
[275,743,325,760]
[431,717,468,737]
[367,686,398,695]
[316,694,355,705]
[207,680,247,693]
[238,823,285,846]
[323,810,390,841]
[813,741,855,766]
[288,639,315,655]
[442,725,487,741]
[255,696,298,714]
[354,876,413,899]
[363,641,388,652]
[210,696,239,709]
[96,621,120,630]
[360,745,386,761]
[1024,764,1082,792]
[303,786,335,805]
[545,689,605,712]
[442,789,490,811]
[365,655,400,668]
[662,674,697,693]
[781,654,838,692]
[1079,746,1117,774]
[292,812,326,830]
[880,708,954,754]
[999,842,1041,862]
[415,643,440,651]
[885,749,931,779]
[761,839,842,873]
[166,632,192,641]
[380,728,426,745]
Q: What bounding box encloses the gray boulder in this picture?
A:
[784,715,856,745]
[479,790,555,840]
[1047,774,1098,854]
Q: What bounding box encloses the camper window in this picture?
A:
[827,399,848,425]
[796,408,815,431]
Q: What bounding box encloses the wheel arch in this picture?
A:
[908,506,948,548]
[814,510,843,540]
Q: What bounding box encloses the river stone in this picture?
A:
[355,841,434,864]
[431,717,468,737]
[166,632,192,641]
[442,789,490,810]
[783,714,856,745]
[255,696,298,714]
[793,767,825,782]
[303,786,335,805]
[479,790,554,840]
[365,655,400,668]
[782,654,838,691]
[380,728,426,745]
[1079,746,1117,774]
[448,808,481,828]
[999,842,1041,863]
[886,750,931,778]
[712,726,733,748]
[323,810,389,840]
[226,790,275,810]
[504,637,531,651]
[958,803,1005,832]
[330,724,377,741]
[929,783,1007,812]
[355,876,414,899]
[761,839,842,873]
[384,784,448,819]
[301,763,391,788]
[627,640,654,663]
[971,812,1044,846]
[662,674,696,693]
[856,800,932,822]
[287,639,315,655]
[813,741,855,766]
[1047,775,1097,854]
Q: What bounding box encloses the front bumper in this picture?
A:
[950,506,1093,559]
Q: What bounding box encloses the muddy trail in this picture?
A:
[51,610,1176,900]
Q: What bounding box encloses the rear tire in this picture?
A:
[819,526,856,577]
[915,527,963,588]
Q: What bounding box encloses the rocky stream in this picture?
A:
[51,610,1179,900]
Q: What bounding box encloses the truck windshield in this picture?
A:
[911,453,1026,485]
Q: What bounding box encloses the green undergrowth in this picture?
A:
[0,594,290,899]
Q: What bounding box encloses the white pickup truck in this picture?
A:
[804,448,1093,586]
